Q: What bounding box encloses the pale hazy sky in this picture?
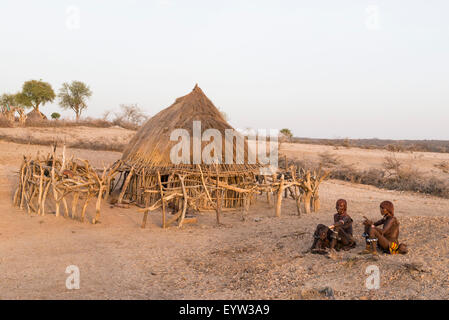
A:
[1,0,448,139]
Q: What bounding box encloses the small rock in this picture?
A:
[320,286,335,299]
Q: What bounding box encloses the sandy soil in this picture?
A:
[0,140,448,300]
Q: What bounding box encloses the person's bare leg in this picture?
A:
[368,228,391,253]
[335,227,355,250]
[360,225,375,254]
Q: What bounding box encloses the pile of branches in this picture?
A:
[260,166,330,217]
[13,146,120,223]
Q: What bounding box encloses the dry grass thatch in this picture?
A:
[26,109,47,122]
[121,84,259,173]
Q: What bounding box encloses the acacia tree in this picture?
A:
[280,128,293,142]
[58,81,92,121]
[18,80,55,114]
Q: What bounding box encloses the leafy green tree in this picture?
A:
[58,81,92,121]
[51,112,61,120]
[18,80,56,113]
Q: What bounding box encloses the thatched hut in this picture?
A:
[111,85,263,220]
[26,109,47,123]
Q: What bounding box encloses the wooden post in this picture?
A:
[312,194,321,212]
[215,167,221,225]
[275,174,285,217]
[72,192,79,219]
[157,171,166,229]
[37,164,44,215]
[62,198,69,217]
[80,196,90,222]
[93,185,104,224]
[294,186,301,217]
[178,174,187,228]
[60,144,66,174]
[117,167,134,204]
[41,181,51,216]
[20,161,27,209]
[303,192,312,214]
[50,158,60,217]
[301,171,313,214]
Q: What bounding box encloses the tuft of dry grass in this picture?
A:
[434,161,449,173]
[318,152,342,168]
[23,118,119,129]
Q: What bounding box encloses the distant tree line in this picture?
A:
[0,79,92,123]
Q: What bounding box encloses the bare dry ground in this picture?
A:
[0,136,448,300]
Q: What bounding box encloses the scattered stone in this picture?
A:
[320,287,335,299]
[300,287,335,300]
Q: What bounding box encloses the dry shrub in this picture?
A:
[318,152,342,168]
[289,151,449,198]
[385,144,405,152]
[434,161,449,173]
[383,154,402,176]
[111,104,148,130]
[342,138,351,148]
[328,157,449,198]
[290,158,320,172]
[23,118,115,129]
[70,140,125,152]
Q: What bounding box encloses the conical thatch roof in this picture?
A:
[122,85,259,173]
[26,109,47,122]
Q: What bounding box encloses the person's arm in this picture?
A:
[373,217,385,226]
[332,216,352,229]
[380,217,396,236]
